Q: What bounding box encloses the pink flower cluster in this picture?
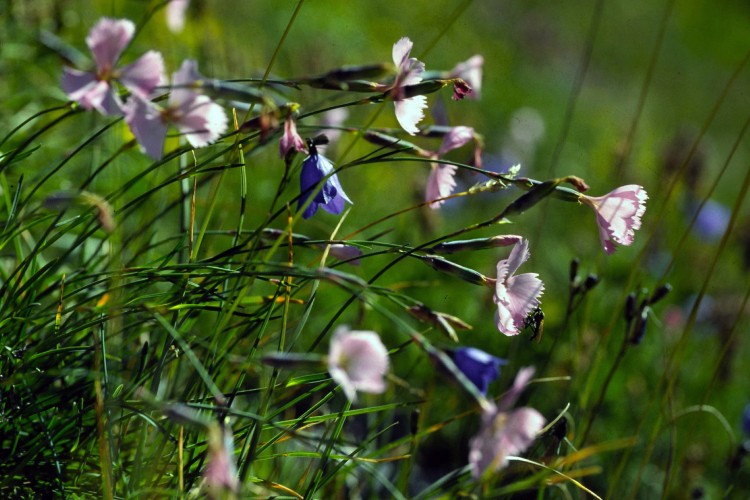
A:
[62,18,227,160]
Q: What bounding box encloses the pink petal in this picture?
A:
[392,37,414,67]
[327,244,362,265]
[328,326,389,403]
[582,185,648,254]
[124,96,167,159]
[279,117,307,158]
[119,50,166,99]
[87,18,135,71]
[174,96,228,148]
[505,273,543,327]
[394,95,427,135]
[469,404,545,478]
[438,126,474,156]
[61,68,122,115]
[499,366,536,411]
[166,0,190,33]
[425,162,457,209]
[505,239,531,277]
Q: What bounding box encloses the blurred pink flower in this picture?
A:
[124,59,227,159]
[580,185,648,254]
[279,115,307,158]
[166,0,189,33]
[61,18,165,115]
[328,326,389,402]
[493,239,544,336]
[391,37,428,135]
[425,126,475,208]
[326,243,363,265]
[450,55,484,100]
[468,367,545,479]
[204,425,239,498]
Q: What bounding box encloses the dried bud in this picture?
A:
[451,77,473,100]
[407,303,472,342]
[563,175,590,192]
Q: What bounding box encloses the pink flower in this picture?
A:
[391,37,428,135]
[204,424,239,497]
[493,239,544,336]
[468,367,545,479]
[124,59,228,159]
[450,55,484,100]
[279,115,307,158]
[425,126,475,208]
[166,0,190,33]
[328,326,389,402]
[580,185,648,254]
[61,18,165,115]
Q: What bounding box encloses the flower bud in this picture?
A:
[417,255,490,286]
[429,235,523,254]
[648,283,672,305]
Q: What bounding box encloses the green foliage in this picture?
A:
[1,0,750,498]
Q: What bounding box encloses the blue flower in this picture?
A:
[743,403,750,437]
[452,347,506,395]
[298,145,352,219]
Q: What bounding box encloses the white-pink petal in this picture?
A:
[426,162,457,209]
[124,96,167,160]
[493,239,544,337]
[119,50,166,99]
[175,96,228,148]
[392,37,414,67]
[438,126,475,156]
[394,95,427,135]
[166,0,190,33]
[328,326,389,403]
[87,18,135,71]
[581,185,648,255]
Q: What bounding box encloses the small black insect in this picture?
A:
[525,306,545,342]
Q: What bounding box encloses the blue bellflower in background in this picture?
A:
[452,347,507,395]
[743,403,750,437]
[298,141,352,219]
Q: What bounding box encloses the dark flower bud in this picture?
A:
[582,274,600,292]
[625,292,638,322]
[648,283,672,305]
[630,307,650,345]
[500,179,559,218]
[569,258,580,282]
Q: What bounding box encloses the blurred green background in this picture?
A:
[2,0,750,496]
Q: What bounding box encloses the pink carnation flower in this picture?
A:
[124,59,228,159]
[580,185,648,254]
[468,367,545,479]
[279,115,307,158]
[425,126,475,208]
[391,37,428,135]
[328,326,389,402]
[166,0,190,33]
[61,18,165,115]
[493,239,544,336]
